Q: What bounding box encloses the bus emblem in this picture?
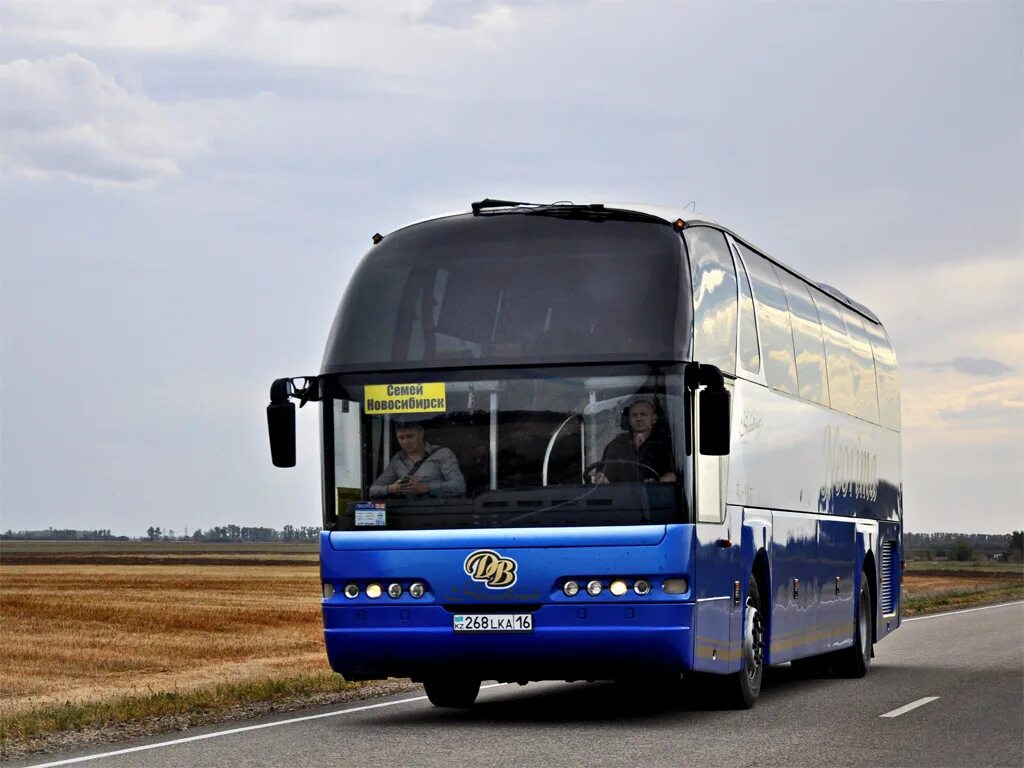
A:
[464,550,518,589]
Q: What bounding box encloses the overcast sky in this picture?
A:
[1,1,1021,536]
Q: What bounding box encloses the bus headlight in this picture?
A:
[663,578,688,595]
[609,579,628,596]
[586,580,603,596]
[563,580,580,597]
[633,579,652,596]
[387,583,403,599]
[322,583,335,599]
[365,583,383,599]
[409,582,426,599]
[343,584,359,599]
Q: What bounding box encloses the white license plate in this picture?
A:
[453,614,533,633]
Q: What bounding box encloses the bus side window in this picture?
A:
[684,227,737,376]
[740,246,798,395]
[840,308,881,424]
[865,322,901,431]
[777,270,829,406]
[733,244,761,376]
[811,290,856,416]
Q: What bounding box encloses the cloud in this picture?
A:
[913,356,1015,377]
[0,53,208,187]
[0,1,524,73]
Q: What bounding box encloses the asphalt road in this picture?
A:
[17,601,1024,768]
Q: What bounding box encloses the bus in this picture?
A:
[267,199,902,709]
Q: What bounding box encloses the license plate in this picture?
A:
[452,614,533,633]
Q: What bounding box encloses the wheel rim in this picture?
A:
[743,599,764,679]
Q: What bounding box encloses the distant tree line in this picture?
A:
[0,528,127,541]
[1,525,320,542]
[145,525,320,542]
[905,531,1023,563]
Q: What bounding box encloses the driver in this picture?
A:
[594,399,677,484]
[370,422,465,498]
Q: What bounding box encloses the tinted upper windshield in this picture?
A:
[325,366,691,530]
[322,213,689,372]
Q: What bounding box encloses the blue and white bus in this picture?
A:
[267,199,902,708]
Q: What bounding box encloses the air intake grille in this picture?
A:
[880,539,897,615]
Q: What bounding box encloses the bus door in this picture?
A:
[692,384,742,674]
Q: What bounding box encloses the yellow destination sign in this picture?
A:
[364,382,447,414]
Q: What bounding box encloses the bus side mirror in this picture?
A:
[696,364,731,456]
[268,379,297,468]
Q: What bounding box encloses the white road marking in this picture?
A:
[24,684,507,768]
[880,696,940,718]
[903,600,1024,622]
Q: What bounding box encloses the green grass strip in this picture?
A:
[903,584,1024,616]
[1,672,358,746]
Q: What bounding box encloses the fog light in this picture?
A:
[663,578,689,595]
[343,584,359,599]
[586,580,603,596]
[322,583,335,599]
[633,579,651,596]
[609,579,628,596]
[387,583,403,599]
[409,582,425,599]
[366,583,382,599]
[563,580,579,597]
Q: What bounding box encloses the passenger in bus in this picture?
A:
[594,399,677,484]
[369,422,466,498]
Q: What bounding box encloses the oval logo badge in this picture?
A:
[464,549,518,589]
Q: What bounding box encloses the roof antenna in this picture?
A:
[684,201,697,212]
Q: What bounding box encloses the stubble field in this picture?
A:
[1,541,1021,757]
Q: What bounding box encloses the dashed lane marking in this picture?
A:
[880,696,940,718]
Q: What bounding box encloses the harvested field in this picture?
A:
[0,562,326,716]
[902,563,1023,615]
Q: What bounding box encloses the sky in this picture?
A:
[1,1,1021,537]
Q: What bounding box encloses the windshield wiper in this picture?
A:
[469,198,665,225]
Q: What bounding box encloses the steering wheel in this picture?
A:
[584,459,662,484]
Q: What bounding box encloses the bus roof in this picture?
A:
[383,200,880,326]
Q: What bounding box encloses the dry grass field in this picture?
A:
[1,544,325,724]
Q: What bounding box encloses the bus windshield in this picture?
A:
[327,366,690,530]
[321,213,689,372]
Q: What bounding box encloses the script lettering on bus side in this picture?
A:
[819,425,878,512]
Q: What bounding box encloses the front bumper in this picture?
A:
[323,602,694,681]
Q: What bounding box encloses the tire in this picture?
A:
[832,573,872,678]
[721,576,765,709]
[423,677,481,708]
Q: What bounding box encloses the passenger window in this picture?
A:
[684,227,737,375]
[777,271,829,406]
[811,290,855,416]
[734,246,761,375]
[840,308,881,424]
[864,323,900,430]
[739,246,798,395]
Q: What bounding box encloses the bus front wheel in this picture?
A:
[423,677,481,708]
[721,576,764,709]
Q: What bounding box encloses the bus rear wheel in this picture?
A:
[832,575,872,678]
[423,677,481,708]
[721,576,764,709]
